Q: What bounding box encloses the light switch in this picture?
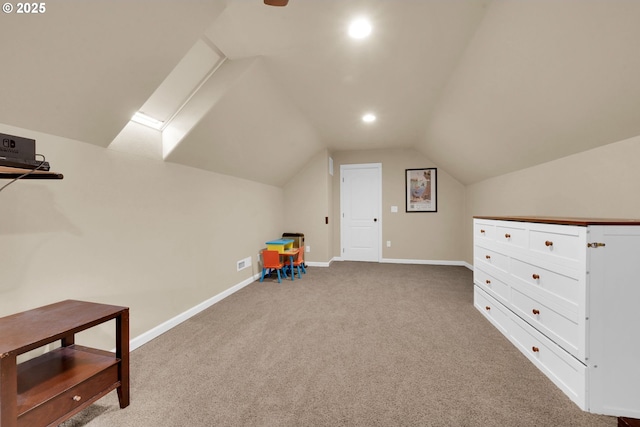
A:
[391,206,398,213]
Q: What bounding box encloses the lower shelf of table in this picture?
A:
[620,417,640,427]
[17,345,121,427]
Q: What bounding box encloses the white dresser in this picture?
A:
[473,216,640,418]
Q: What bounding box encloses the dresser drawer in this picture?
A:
[496,223,528,249]
[474,266,510,306]
[509,313,586,409]
[474,245,509,274]
[511,287,580,358]
[475,220,496,242]
[529,225,585,265]
[510,258,581,307]
[474,286,510,337]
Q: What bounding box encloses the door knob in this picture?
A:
[374,218,377,222]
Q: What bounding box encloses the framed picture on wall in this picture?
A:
[406,168,437,212]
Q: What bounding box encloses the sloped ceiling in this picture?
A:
[418,0,640,184]
[0,0,228,147]
[206,0,488,151]
[164,58,324,186]
[2,0,640,186]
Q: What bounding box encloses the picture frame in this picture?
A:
[406,168,437,212]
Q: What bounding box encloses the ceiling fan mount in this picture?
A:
[264,0,289,6]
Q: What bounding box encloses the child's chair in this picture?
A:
[284,248,306,279]
[260,249,286,283]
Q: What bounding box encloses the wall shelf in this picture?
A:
[0,166,63,179]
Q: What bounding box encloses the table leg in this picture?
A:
[0,352,18,427]
[116,309,130,409]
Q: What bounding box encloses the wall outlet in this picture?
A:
[386,241,391,247]
[306,245,310,253]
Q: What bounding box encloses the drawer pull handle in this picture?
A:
[480,229,485,234]
[532,309,540,315]
[485,306,491,311]
[505,233,511,239]
[532,346,540,353]
[532,274,540,280]
[545,240,553,247]
[485,255,491,259]
[73,395,82,402]
[485,279,491,284]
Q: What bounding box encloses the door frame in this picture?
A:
[339,163,382,262]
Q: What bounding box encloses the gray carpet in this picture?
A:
[62,262,615,426]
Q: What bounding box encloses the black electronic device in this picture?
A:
[0,133,36,160]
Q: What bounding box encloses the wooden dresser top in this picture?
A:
[473,216,640,226]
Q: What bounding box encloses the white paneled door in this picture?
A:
[340,163,381,262]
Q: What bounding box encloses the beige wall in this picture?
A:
[0,124,284,350]
[331,148,466,263]
[283,149,332,263]
[9,120,638,352]
[464,134,640,263]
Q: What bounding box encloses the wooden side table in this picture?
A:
[0,300,129,427]
[619,417,640,427]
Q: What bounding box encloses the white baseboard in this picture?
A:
[128,273,259,352]
[332,257,472,270]
[381,258,471,268]
[305,260,333,267]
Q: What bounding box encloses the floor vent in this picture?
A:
[237,257,252,272]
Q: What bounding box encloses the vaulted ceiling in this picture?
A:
[2,0,640,186]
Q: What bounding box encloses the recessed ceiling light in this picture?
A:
[131,111,164,130]
[362,113,376,123]
[349,18,372,39]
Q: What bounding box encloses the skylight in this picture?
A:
[131,112,164,130]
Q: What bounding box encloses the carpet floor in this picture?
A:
[62,262,616,427]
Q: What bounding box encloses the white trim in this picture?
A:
[305,260,333,267]
[127,273,259,352]
[381,258,472,268]
[333,257,474,270]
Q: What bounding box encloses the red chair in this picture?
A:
[284,248,306,279]
[260,249,286,283]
